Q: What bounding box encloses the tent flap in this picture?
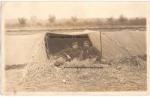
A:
[88,31,101,51]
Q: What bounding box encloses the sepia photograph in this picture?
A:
[1,1,150,95]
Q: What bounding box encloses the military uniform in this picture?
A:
[59,47,82,61]
[54,47,82,66]
[82,46,101,61]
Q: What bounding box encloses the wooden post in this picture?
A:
[100,31,102,62]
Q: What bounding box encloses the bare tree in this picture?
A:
[107,17,115,25]
[118,15,128,25]
[128,17,146,25]
[71,16,78,23]
[48,15,56,24]
[18,17,26,26]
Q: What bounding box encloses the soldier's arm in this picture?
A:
[91,47,101,61]
[93,47,101,56]
[54,52,70,66]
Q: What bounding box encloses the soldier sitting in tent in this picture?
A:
[81,40,101,62]
[54,42,82,66]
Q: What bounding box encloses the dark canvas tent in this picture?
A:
[44,30,101,59]
[5,30,146,65]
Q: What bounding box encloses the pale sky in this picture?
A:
[3,2,147,20]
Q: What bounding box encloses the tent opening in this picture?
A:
[45,33,92,59]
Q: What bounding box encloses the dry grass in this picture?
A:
[5,56,146,93]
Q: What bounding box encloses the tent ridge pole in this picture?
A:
[100,31,102,62]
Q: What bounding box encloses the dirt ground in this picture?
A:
[4,59,147,93]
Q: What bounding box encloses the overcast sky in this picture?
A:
[3,2,147,20]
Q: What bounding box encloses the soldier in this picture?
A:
[82,40,101,62]
[54,41,82,66]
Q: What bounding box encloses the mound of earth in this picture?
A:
[18,55,146,92]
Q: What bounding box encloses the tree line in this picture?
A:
[7,15,146,28]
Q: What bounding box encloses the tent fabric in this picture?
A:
[101,31,146,60]
[5,30,101,65]
[5,30,146,65]
[48,30,101,50]
[45,30,101,56]
[88,31,101,51]
[5,33,47,65]
[46,30,98,35]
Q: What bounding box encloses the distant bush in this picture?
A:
[6,15,146,28]
[48,15,56,26]
[18,17,27,26]
[117,15,128,25]
[128,17,146,25]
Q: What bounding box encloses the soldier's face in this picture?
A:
[72,44,78,49]
[84,43,90,48]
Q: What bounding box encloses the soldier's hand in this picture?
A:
[54,57,66,67]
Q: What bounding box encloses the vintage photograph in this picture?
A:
[1,2,149,95]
